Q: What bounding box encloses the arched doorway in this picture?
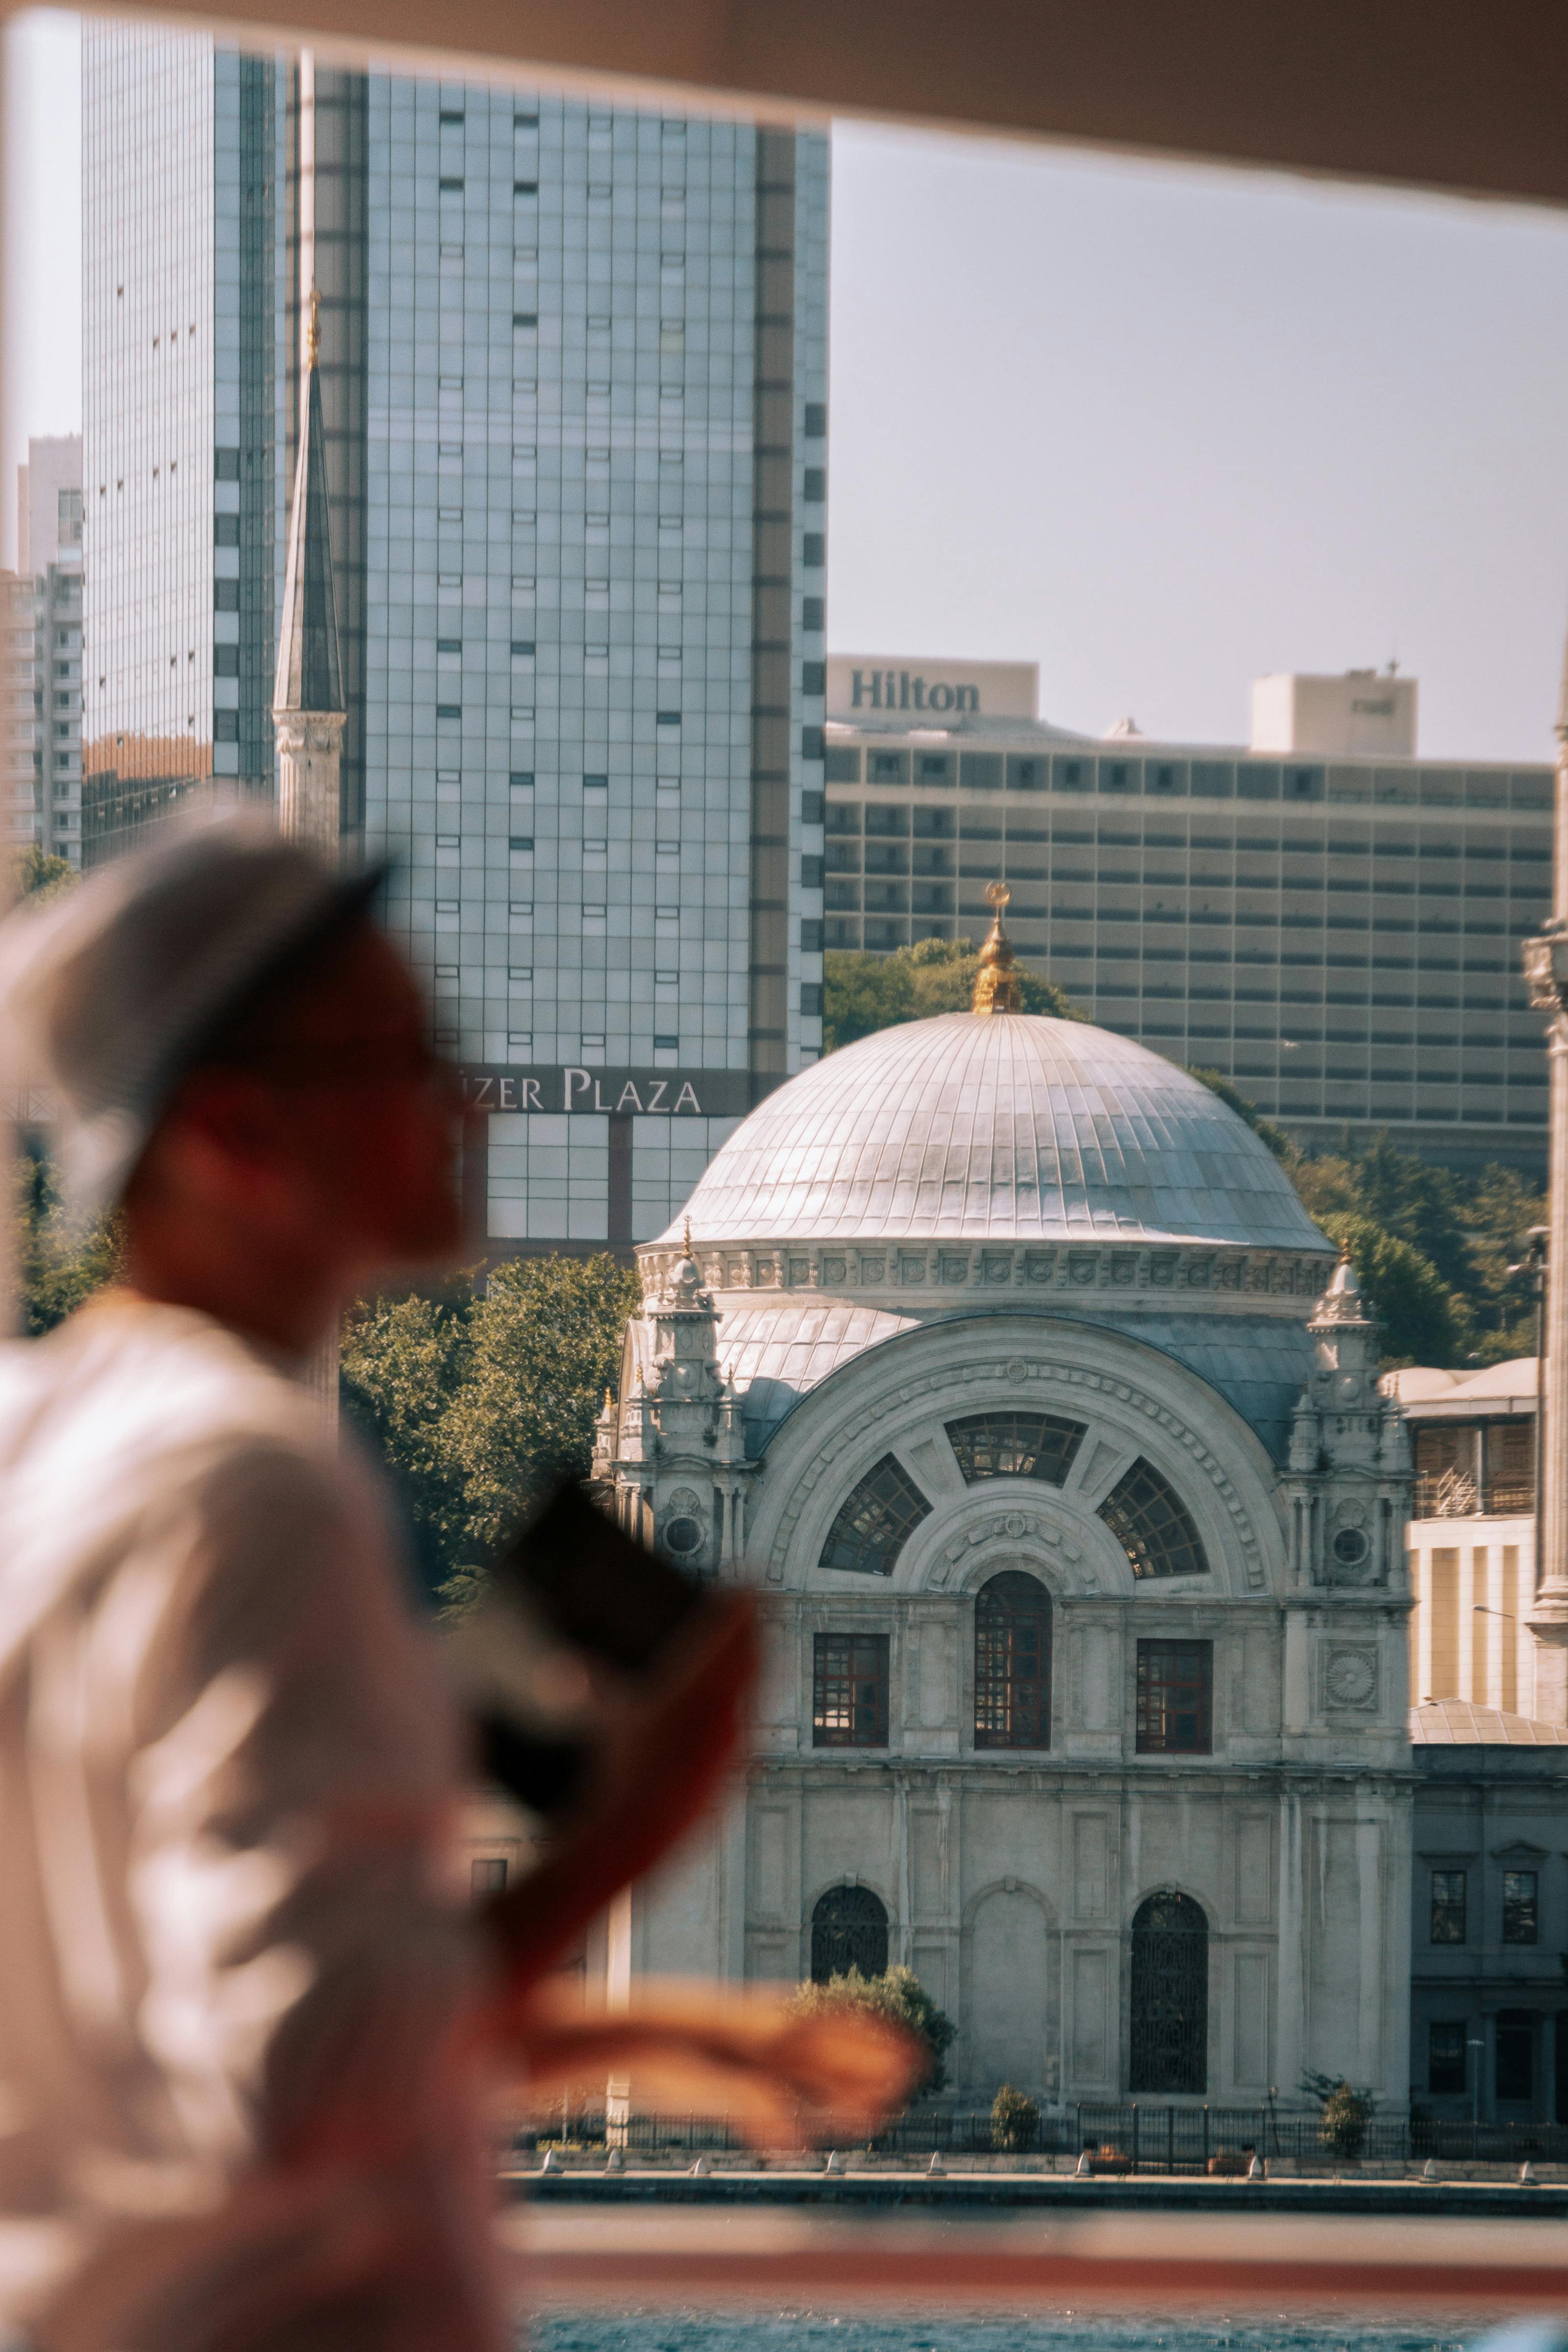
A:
[1129,1891,1208,2093]
[974,1570,1052,1747]
[811,1884,889,1982]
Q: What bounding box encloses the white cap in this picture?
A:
[0,810,383,1218]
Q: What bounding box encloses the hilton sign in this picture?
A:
[460,1063,750,1116]
[826,653,1040,724]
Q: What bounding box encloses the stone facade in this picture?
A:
[593,1007,1419,2112]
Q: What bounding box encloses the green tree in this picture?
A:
[10,845,77,905]
[1316,1209,1468,1368]
[14,1151,118,1336]
[990,2084,1040,2153]
[823,938,1079,1052]
[442,1252,641,1559]
[1302,2071,1376,2161]
[786,1965,956,2100]
[342,1254,641,1603]
[1462,1164,1547,1363]
[340,1288,474,1596]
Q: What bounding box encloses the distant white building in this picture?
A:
[1385,1359,1538,1719]
[16,435,83,576]
[1251,668,1417,760]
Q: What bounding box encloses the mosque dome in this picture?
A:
[665,1012,1328,1253]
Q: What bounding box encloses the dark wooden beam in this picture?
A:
[126,0,1568,208]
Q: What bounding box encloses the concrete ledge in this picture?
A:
[506,2168,1568,2215]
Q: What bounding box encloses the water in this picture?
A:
[538,2315,1487,2352]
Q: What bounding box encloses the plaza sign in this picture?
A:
[459,1064,750,1116]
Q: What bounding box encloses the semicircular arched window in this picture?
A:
[811,1884,889,1983]
[1098,1457,1210,1580]
[974,1571,1052,1749]
[819,1453,932,1576]
[947,1411,1087,1487]
[1129,1891,1209,2093]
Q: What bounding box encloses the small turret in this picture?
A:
[1284,1248,1411,1587]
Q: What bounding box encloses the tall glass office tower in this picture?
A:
[82,31,828,1249]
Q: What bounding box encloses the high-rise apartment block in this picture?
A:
[1,574,38,850]
[82,31,828,1246]
[4,436,84,864]
[823,657,1553,1169]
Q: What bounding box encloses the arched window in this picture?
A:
[947,1411,1086,1487]
[974,1571,1051,1748]
[819,1453,932,1576]
[811,1884,889,1983]
[1129,1892,1208,2093]
[1098,1457,1209,1580]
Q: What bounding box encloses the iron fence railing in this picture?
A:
[513,2104,1568,2167]
[1414,1473,1534,1521]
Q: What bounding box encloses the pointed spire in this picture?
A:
[972,881,1023,1016]
[273,290,344,719]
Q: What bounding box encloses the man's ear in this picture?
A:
[153,1072,296,1187]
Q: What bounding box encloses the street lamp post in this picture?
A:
[1469,2032,1486,2135]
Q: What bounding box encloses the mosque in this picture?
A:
[591,902,1418,2112]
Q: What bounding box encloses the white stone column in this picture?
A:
[1527,1007,1568,1712]
[604,1884,633,2148]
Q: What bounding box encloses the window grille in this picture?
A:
[819,1454,931,1577]
[1430,1869,1467,1943]
[974,1572,1051,1749]
[811,1884,888,1983]
[946,1411,1086,1487]
[813,1633,889,1748]
[1129,1891,1208,2094]
[1135,1639,1213,1754]
[1503,1869,1539,1944]
[470,1857,508,1895]
[1428,2020,1467,2094]
[1099,1457,1209,1579]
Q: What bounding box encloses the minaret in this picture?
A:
[272,287,345,858]
[275,285,346,1425]
[971,880,1023,1014]
[1522,635,1568,1715]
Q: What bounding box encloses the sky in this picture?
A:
[7,11,1568,761]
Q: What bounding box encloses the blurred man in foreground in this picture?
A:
[0,819,917,2352]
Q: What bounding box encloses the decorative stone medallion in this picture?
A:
[1324,1646,1378,1709]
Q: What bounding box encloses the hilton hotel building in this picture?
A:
[823,656,1554,1170]
[84,30,828,1251]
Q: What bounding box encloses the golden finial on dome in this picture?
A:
[972,880,1023,1016]
[305,284,321,370]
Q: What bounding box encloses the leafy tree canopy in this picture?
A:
[13,1152,118,1337]
[823,939,1080,1053]
[10,845,77,905]
[786,1965,957,2100]
[1314,1209,1468,1370]
[341,1250,640,1605]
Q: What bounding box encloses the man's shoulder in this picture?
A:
[0,1302,366,1522]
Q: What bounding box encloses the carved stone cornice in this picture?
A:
[638,1237,1333,1310]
